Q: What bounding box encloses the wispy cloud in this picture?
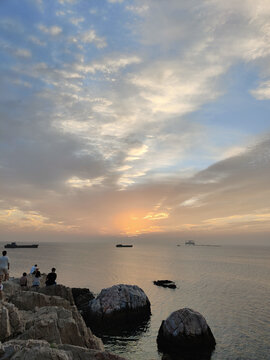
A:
[38,24,62,35]
[81,29,107,48]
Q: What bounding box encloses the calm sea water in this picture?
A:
[1,240,270,360]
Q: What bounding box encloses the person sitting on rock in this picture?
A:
[32,268,41,287]
[20,272,28,288]
[46,267,57,286]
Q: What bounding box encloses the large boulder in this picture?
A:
[157,308,216,358]
[0,339,127,359]
[0,302,23,341]
[87,284,151,332]
[17,306,103,350]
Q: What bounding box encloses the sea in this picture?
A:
[1,240,270,360]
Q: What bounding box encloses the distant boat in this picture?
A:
[4,242,39,249]
[185,240,195,245]
[116,244,133,248]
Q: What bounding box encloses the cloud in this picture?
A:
[28,36,46,46]
[0,41,32,59]
[0,0,270,240]
[14,48,32,58]
[107,0,124,3]
[80,29,107,48]
[75,56,141,74]
[251,80,270,99]
[70,17,85,26]
[38,24,62,36]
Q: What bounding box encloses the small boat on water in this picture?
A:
[185,240,195,245]
[4,242,39,249]
[116,244,133,248]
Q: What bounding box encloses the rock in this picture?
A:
[71,288,95,323]
[157,308,216,357]
[1,339,127,360]
[1,279,21,300]
[10,291,72,311]
[0,302,23,341]
[59,344,128,359]
[87,284,151,332]
[17,305,103,350]
[153,280,176,289]
[38,285,74,306]
[72,288,94,310]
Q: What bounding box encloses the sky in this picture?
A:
[0,0,270,244]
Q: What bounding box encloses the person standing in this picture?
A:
[46,267,57,286]
[0,250,9,281]
[30,264,38,275]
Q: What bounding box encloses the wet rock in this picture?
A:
[153,280,176,289]
[87,284,151,332]
[157,308,216,358]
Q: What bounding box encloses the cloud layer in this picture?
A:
[0,0,270,243]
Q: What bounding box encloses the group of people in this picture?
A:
[20,264,57,288]
[0,250,57,299]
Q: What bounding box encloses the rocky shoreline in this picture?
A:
[0,275,127,359]
[0,275,216,360]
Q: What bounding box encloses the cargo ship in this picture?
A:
[116,244,133,248]
[185,240,195,245]
[4,242,39,249]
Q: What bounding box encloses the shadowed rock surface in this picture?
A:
[157,308,216,358]
[71,288,95,318]
[87,284,151,333]
[0,339,127,359]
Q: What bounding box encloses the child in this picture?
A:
[20,272,28,288]
[32,269,41,287]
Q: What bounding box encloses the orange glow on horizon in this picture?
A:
[113,211,155,236]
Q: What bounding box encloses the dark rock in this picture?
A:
[72,287,95,311]
[153,280,177,289]
[157,308,216,358]
[86,284,151,333]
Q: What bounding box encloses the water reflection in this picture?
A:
[161,349,214,360]
[91,316,151,340]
